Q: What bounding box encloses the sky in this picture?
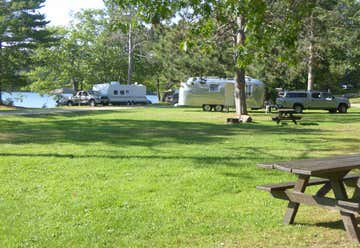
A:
[42,0,105,27]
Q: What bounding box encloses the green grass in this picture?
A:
[0,105,18,111]
[1,107,360,247]
[351,97,360,104]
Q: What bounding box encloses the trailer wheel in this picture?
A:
[202,104,212,111]
[67,101,73,106]
[214,105,224,112]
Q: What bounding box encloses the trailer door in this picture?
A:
[224,83,234,107]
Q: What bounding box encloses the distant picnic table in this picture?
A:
[272,108,301,124]
[257,154,360,242]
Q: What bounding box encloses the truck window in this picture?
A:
[286,92,307,98]
[311,92,321,99]
[322,93,332,99]
[114,90,118,95]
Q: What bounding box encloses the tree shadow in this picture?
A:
[299,122,319,126]
[0,152,264,168]
[0,117,323,148]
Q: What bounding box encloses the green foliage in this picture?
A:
[21,0,360,97]
[149,21,233,91]
[0,0,53,102]
[27,10,129,92]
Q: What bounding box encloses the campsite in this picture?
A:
[1,107,360,247]
[1,0,360,247]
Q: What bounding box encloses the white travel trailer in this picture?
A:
[93,82,147,105]
[178,76,265,111]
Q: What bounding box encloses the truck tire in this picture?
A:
[293,104,303,113]
[67,101,73,106]
[89,99,96,107]
[338,104,348,113]
[202,104,212,111]
[214,105,224,112]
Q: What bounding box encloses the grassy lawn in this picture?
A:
[351,98,360,104]
[0,105,18,111]
[1,107,360,247]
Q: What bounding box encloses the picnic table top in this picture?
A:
[257,154,360,175]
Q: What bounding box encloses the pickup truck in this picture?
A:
[276,90,350,113]
[63,91,109,107]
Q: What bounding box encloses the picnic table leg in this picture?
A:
[315,182,332,197]
[330,178,360,242]
[283,174,309,225]
[351,178,360,200]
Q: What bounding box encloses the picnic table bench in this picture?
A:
[272,108,302,124]
[256,154,360,242]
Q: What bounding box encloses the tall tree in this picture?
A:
[28,10,129,92]
[0,0,52,105]
[300,0,338,91]
[182,0,303,118]
[104,0,178,85]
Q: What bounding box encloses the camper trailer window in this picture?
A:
[246,85,252,96]
[209,84,219,92]
[126,90,129,94]
[114,90,118,95]
[120,90,125,95]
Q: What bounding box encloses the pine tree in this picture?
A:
[0,0,53,105]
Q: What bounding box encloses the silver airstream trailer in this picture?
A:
[178,76,265,111]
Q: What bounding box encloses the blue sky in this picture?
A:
[42,0,105,26]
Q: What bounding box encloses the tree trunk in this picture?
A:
[156,78,161,102]
[307,12,315,91]
[234,15,248,117]
[235,68,248,116]
[71,78,79,92]
[127,21,133,85]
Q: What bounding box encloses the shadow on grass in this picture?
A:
[0,152,269,167]
[296,217,360,231]
[0,117,324,147]
[299,122,319,126]
[1,110,359,167]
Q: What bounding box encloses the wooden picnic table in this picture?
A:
[257,154,360,242]
[272,108,301,124]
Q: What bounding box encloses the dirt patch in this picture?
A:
[0,133,14,141]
